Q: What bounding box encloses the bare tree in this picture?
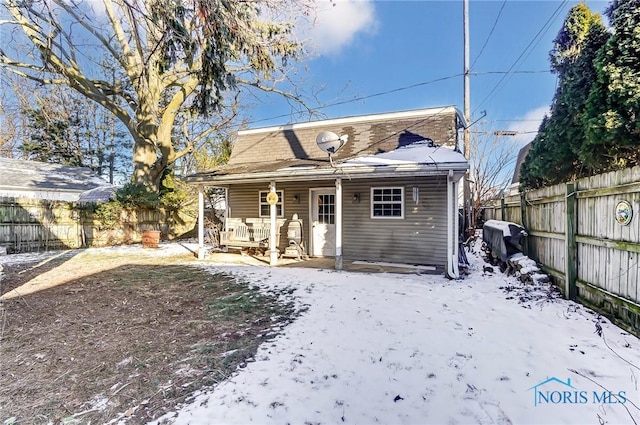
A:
[469,130,520,229]
[0,74,37,158]
[0,86,19,157]
[1,0,313,191]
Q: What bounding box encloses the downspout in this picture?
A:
[446,171,453,277]
[454,177,460,269]
[197,185,205,259]
[335,177,343,270]
[447,170,460,278]
[453,179,460,268]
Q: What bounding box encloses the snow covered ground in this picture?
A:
[152,242,640,425]
[3,241,638,424]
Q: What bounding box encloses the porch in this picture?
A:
[194,174,463,276]
[199,249,440,274]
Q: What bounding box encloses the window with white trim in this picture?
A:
[371,187,404,219]
[259,190,284,217]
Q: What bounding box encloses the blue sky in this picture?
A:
[244,0,610,148]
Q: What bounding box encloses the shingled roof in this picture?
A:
[0,157,111,200]
[231,106,462,163]
[187,106,466,183]
[511,142,532,184]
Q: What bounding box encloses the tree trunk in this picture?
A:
[131,122,192,191]
[132,136,161,189]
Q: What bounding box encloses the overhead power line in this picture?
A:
[245,74,463,126]
[490,119,543,122]
[471,70,551,75]
[471,130,538,135]
[472,0,569,115]
[245,69,550,127]
[319,75,463,109]
[470,0,508,70]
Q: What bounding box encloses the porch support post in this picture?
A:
[269,181,278,266]
[224,187,229,232]
[335,177,343,270]
[197,185,206,260]
[447,171,460,279]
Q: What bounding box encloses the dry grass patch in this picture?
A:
[0,255,297,425]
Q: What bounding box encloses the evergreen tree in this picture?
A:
[546,13,608,180]
[581,0,640,172]
[20,88,131,181]
[21,106,75,165]
[519,116,550,188]
[520,3,607,188]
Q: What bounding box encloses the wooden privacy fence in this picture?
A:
[483,166,640,336]
[0,197,197,253]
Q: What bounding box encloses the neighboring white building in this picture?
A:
[0,157,112,202]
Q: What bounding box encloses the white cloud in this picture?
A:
[505,105,549,146]
[300,0,378,56]
[74,1,376,57]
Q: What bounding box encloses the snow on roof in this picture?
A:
[0,157,110,192]
[186,140,467,184]
[338,140,466,167]
[78,185,118,204]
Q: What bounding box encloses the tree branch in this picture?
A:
[124,2,148,67]
[103,0,142,82]
[186,94,240,146]
[51,0,126,70]
[0,58,63,84]
[236,77,313,116]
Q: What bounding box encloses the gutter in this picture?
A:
[185,162,469,185]
[0,185,88,192]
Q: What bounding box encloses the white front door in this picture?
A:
[311,189,336,257]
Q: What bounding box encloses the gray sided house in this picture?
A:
[187,106,469,277]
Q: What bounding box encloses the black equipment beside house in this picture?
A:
[482,219,528,262]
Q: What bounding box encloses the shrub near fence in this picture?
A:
[484,166,640,337]
[0,197,197,253]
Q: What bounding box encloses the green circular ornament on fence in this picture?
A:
[615,200,633,226]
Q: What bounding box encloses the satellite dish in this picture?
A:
[316,131,348,154]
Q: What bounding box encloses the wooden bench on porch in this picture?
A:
[220,218,286,255]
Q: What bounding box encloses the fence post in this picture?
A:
[520,191,528,256]
[565,182,577,300]
[500,195,506,221]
